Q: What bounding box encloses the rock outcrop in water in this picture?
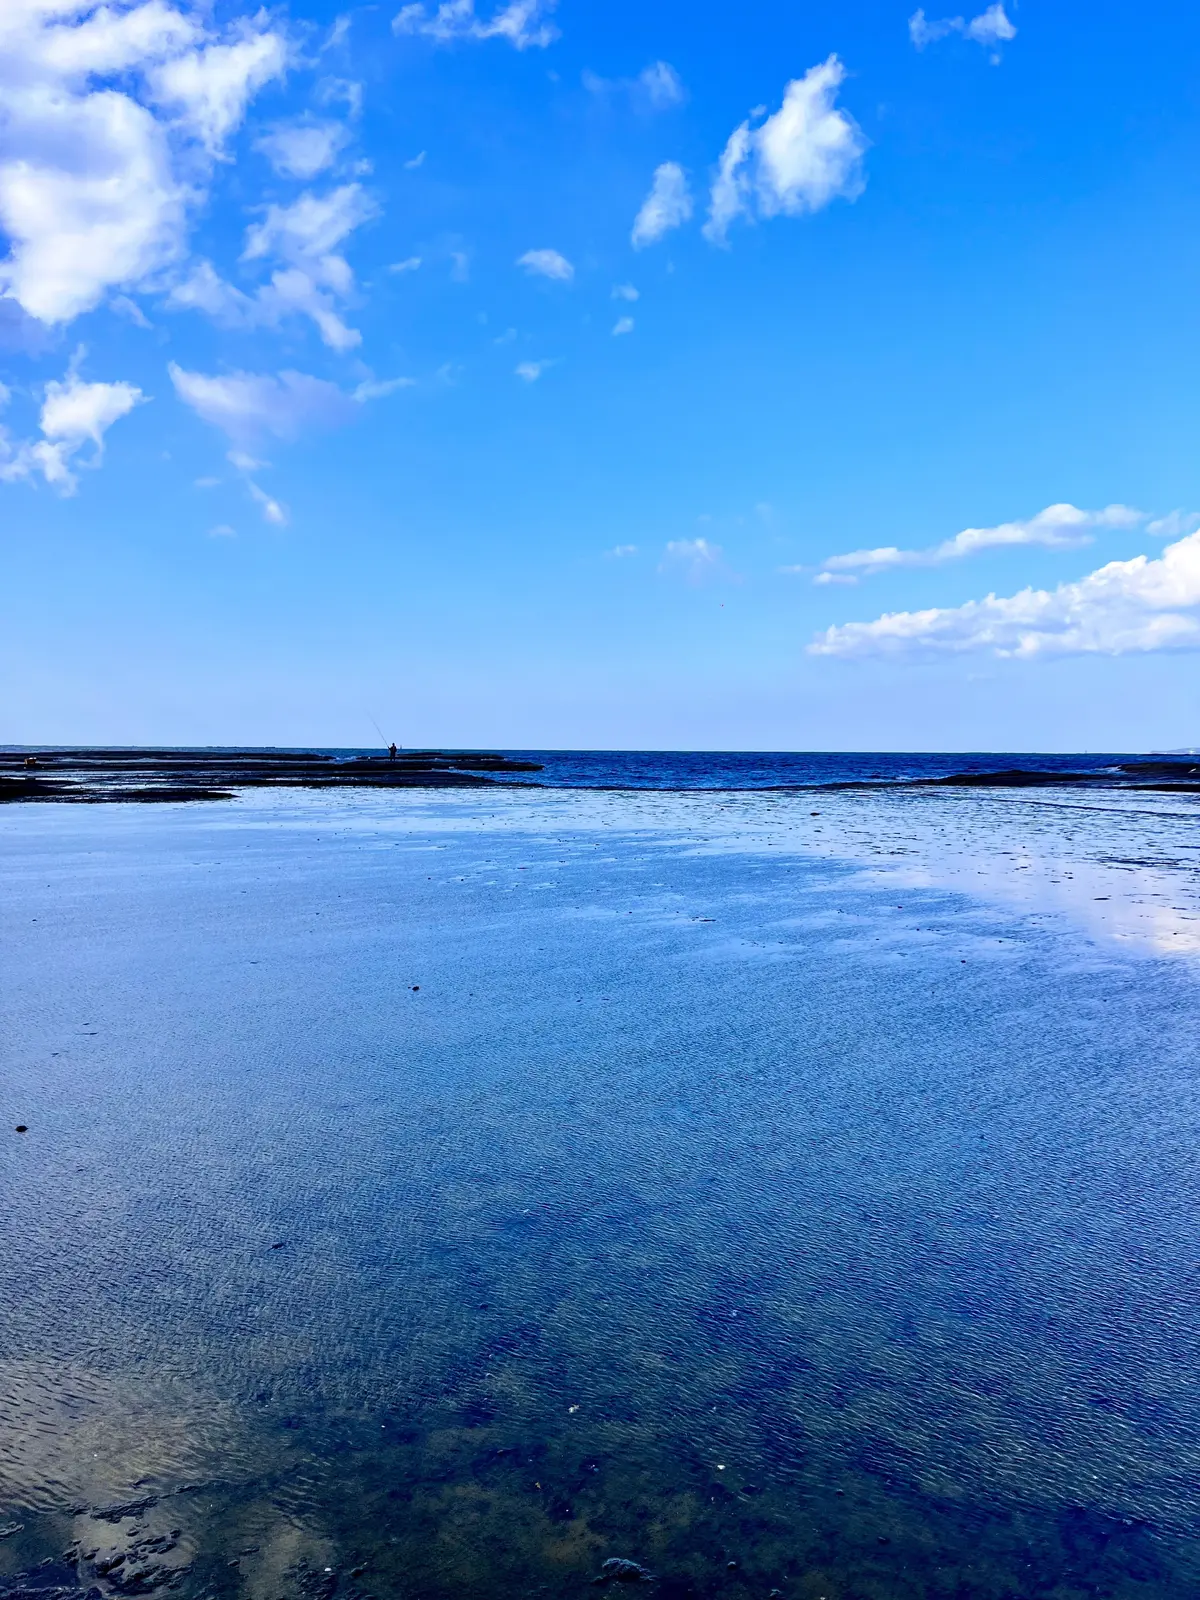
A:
[0,749,543,803]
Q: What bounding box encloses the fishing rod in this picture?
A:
[367,715,399,752]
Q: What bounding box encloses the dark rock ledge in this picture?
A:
[0,749,543,804]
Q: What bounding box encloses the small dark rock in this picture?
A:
[726,1563,738,1571]
[594,1559,654,1585]
[15,1126,27,1134]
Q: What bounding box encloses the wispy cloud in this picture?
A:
[169,364,359,446]
[819,504,1144,577]
[704,58,866,245]
[515,360,550,382]
[631,162,692,249]
[170,184,378,352]
[810,528,1200,659]
[255,120,349,180]
[612,283,639,302]
[606,543,638,557]
[909,3,1016,56]
[0,357,143,494]
[659,537,728,584]
[583,60,685,110]
[393,0,558,50]
[517,248,574,281]
[612,316,634,336]
[248,479,288,526]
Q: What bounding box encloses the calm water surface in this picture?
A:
[3,780,1200,1600]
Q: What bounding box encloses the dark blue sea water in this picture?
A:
[517,750,1142,787]
[335,749,1143,788]
[3,776,1200,1600]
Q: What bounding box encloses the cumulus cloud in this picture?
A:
[0,357,143,493]
[631,162,692,249]
[392,0,558,50]
[820,503,1144,577]
[810,528,1200,659]
[659,537,726,584]
[148,26,287,152]
[170,183,377,350]
[583,60,685,110]
[169,363,358,446]
[255,120,348,179]
[703,57,866,245]
[612,315,634,335]
[0,2,287,325]
[909,3,1016,53]
[517,248,574,281]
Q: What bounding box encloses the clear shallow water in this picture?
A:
[3,782,1200,1600]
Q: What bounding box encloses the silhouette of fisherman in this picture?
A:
[388,742,397,761]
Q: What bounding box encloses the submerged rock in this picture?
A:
[594,1559,654,1584]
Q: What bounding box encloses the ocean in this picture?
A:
[3,762,1200,1600]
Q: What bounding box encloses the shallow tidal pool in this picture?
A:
[3,784,1200,1600]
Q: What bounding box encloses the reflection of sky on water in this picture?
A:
[214,782,1200,962]
[4,786,1200,1600]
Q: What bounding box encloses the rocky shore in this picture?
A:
[0,749,543,803]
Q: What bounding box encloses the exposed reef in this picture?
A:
[0,749,543,803]
[908,760,1200,793]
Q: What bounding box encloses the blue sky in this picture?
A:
[3,0,1200,750]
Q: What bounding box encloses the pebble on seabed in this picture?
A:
[15,1125,27,1133]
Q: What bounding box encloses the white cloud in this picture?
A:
[703,57,866,245]
[353,376,416,400]
[148,26,288,152]
[515,360,548,381]
[636,61,685,109]
[392,0,558,50]
[584,60,685,110]
[247,479,287,525]
[631,162,692,249]
[171,183,377,350]
[208,522,236,536]
[909,3,1016,53]
[612,282,638,301]
[659,537,725,584]
[821,504,1145,576]
[255,120,348,179]
[612,315,634,335]
[243,184,375,267]
[518,247,574,281]
[390,256,422,273]
[111,295,153,328]
[169,363,357,445]
[606,543,637,557]
[0,1,286,325]
[404,149,427,168]
[0,357,143,493]
[810,528,1200,659]
[1147,510,1200,539]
